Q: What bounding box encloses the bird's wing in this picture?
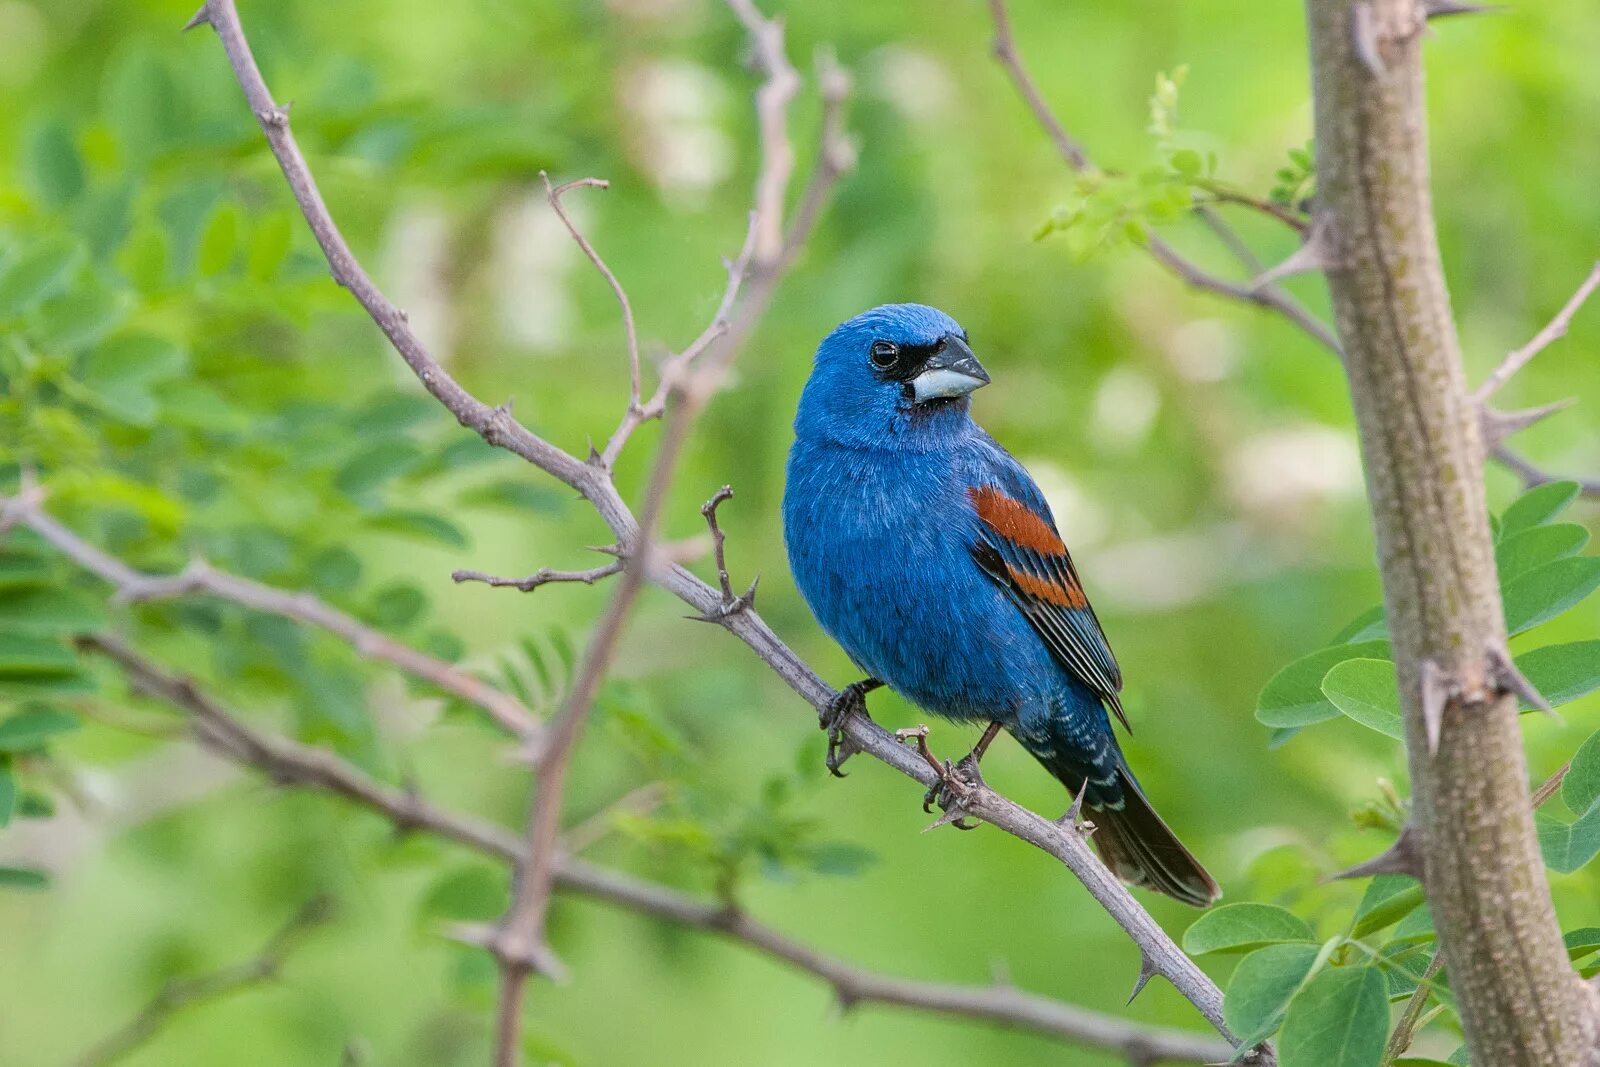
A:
[964,437,1127,730]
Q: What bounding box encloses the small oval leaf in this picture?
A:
[1278,966,1388,1067]
[1321,659,1403,740]
[1183,903,1316,955]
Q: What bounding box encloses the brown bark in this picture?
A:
[1305,1,1596,1062]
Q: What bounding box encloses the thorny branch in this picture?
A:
[183,0,1262,1061]
[79,636,1230,1065]
[74,895,335,1067]
[984,0,1339,353]
[986,0,1600,498]
[451,559,625,594]
[2,493,541,743]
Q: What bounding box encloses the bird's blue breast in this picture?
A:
[784,432,1093,731]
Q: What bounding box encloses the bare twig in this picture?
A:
[1380,953,1445,1065]
[3,497,542,743]
[1532,761,1570,809]
[190,0,1257,1058]
[988,0,1596,503]
[451,560,624,593]
[188,0,593,496]
[1475,262,1600,403]
[537,173,644,463]
[692,485,758,621]
[1475,262,1600,496]
[726,0,800,264]
[1199,186,1310,234]
[74,895,334,1067]
[85,636,1228,1064]
[985,0,1340,356]
[478,1,829,1055]
[561,782,667,855]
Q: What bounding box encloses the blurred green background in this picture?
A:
[0,0,1597,1064]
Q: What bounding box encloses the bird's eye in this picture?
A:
[869,340,899,369]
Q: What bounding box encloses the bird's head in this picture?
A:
[794,303,989,450]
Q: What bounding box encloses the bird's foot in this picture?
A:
[821,678,882,777]
[895,725,983,831]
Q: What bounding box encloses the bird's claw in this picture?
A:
[896,727,983,831]
[822,679,879,777]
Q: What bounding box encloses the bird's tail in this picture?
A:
[1089,767,1219,908]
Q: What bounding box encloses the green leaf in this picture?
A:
[1352,875,1424,939]
[1564,927,1600,960]
[25,120,86,209]
[153,380,246,432]
[0,635,79,676]
[0,866,49,891]
[365,509,468,549]
[1501,481,1581,537]
[1391,904,1435,944]
[1321,659,1403,740]
[1257,641,1391,729]
[0,238,83,319]
[83,380,158,426]
[0,765,14,829]
[31,281,126,352]
[18,792,53,819]
[1516,642,1600,710]
[1224,943,1322,1044]
[0,707,80,752]
[1331,605,1387,644]
[1504,557,1600,636]
[1496,523,1590,583]
[0,555,53,591]
[1278,966,1389,1067]
[1561,728,1600,816]
[1170,149,1202,177]
[802,842,877,877]
[368,582,426,630]
[197,202,239,276]
[0,674,95,699]
[1182,903,1316,955]
[418,865,509,927]
[308,545,363,595]
[1535,806,1600,874]
[81,332,187,387]
[335,441,423,496]
[0,587,107,634]
[1268,726,1302,749]
[102,45,180,165]
[246,211,294,281]
[1393,1060,1457,1066]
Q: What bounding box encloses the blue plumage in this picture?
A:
[784,304,1217,906]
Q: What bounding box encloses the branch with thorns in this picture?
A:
[987,0,1600,497]
[73,894,335,1067]
[71,633,1230,1065]
[134,0,1271,1063]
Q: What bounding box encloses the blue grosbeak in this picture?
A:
[783,303,1218,907]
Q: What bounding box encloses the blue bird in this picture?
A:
[783,303,1218,907]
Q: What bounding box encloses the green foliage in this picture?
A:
[0,3,1594,1064]
[1270,142,1316,209]
[1321,659,1402,740]
[1262,481,1600,746]
[1257,641,1391,729]
[1182,902,1316,955]
[1242,477,1600,1054]
[1277,966,1388,1067]
[1034,68,1214,258]
[1223,943,1323,1045]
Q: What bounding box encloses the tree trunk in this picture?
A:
[1304,1,1597,1062]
